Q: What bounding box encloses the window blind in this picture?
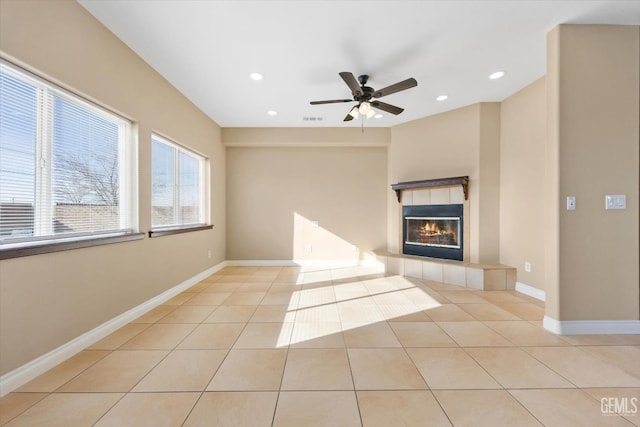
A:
[151,134,207,229]
[0,61,136,246]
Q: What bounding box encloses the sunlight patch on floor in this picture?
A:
[285,273,442,346]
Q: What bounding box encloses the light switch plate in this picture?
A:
[567,196,576,211]
[605,195,626,210]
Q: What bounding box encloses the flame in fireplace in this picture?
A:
[420,222,456,242]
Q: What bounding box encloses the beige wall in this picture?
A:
[0,0,225,375]
[224,128,388,261]
[547,25,639,321]
[500,78,547,290]
[477,103,501,263]
[389,103,501,263]
[544,27,561,318]
[223,127,390,146]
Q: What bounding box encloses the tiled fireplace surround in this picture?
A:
[376,180,516,291]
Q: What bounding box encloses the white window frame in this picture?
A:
[150,133,210,236]
[0,60,141,259]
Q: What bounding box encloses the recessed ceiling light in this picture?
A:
[436,95,448,101]
[489,71,505,80]
[267,110,277,116]
[249,72,263,81]
[374,113,383,119]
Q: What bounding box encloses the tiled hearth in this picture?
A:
[376,251,516,291]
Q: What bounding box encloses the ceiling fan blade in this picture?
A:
[339,72,364,97]
[371,101,404,115]
[373,78,417,98]
[343,112,354,121]
[310,99,353,105]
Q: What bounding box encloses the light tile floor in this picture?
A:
[2,266,640,426]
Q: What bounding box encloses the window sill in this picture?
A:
[148,224,213,238]
[0,232,145,260]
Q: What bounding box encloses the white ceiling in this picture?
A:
[78,0,640,128]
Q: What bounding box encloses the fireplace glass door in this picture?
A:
[405,217,460,249]
[402,204,463,261]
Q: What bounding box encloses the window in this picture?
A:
[151,134,208,234]
[0,61,138,254]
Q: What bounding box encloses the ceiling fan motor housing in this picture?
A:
[356,87,375,102]
[309,71,417,121]
[355,75,374,102]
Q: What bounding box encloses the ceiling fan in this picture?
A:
[310,72,418,121]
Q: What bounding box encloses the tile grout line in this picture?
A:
[336,277,366,427]
[268,276,294,427]
[517,345,588,390]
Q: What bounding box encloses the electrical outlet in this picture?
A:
[306,244,313,253]
[524,262,531,273]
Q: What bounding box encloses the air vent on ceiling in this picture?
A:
[302,116,324,121]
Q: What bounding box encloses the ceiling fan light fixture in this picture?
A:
[358,101,371,114]
[365,109,376,119]
[348,106,360,119]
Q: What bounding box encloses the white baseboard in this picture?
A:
[225,260,299,267]
[543,316,640,335]
[295,259,382,269]
[0,260,227,397]
[227,259,384,270]
[515,281,546,301]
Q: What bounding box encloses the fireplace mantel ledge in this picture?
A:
[391,176,469,202]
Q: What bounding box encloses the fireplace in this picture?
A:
[402,204,463,261]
